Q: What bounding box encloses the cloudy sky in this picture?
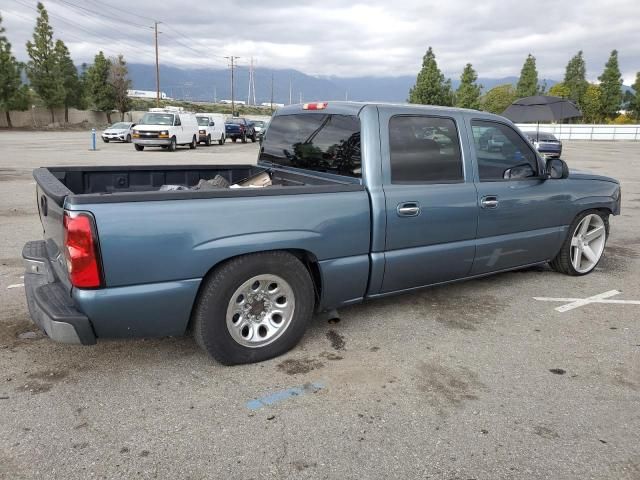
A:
[2,0,639,83]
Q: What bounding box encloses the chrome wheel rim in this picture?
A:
[226,274,295,348]
[570,214,606,273]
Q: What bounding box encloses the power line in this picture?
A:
[49,0,151,30]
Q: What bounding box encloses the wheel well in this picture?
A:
[185,249,322,333]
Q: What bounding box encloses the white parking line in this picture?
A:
[7,283,24,289]
[533,290,640,312]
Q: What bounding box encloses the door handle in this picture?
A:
[480,195,499,209]
[397,202,420,217]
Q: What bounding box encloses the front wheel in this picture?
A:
[102,138,109,143]
[189,136,197,149]
[231,137,237,143]
[550,210,609,275]
[193,252,315,365]
[126,134,132,143]
[205,134,211,146]
[251,133,257,143]
[168,137,177,152]
[134,144,144,151]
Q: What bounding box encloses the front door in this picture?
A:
[468,118,569,274]
[381,113,478,293]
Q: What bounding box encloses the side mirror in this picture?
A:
[503,163,536,179]
[546,158,569,179]
[210,121,215,126]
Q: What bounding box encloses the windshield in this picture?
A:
[139,113,174,126]
[197,116,210,126]
[253,121,265,127]
[110,122,130,129]
[259,114,361,178]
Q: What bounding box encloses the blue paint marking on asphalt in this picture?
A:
[246,382,325,410]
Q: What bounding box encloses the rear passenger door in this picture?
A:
[380,113,478,293]
[468,118,569,274]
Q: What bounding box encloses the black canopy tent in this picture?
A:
[502,95,582,141]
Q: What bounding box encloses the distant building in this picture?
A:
[127,89,171,100]
[219,100,246,105]
[260,102,285,108]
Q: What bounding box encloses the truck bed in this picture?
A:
[34,164,363,206]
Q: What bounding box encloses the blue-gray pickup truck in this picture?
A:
[23,102,621,364]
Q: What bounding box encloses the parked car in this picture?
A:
[225,117,256,143]
[23,102,621,365]
[132,107,199,151]
[524,131,563,157]
[252,120,268,140]
[101,122,136,143]
[196,113,226,146]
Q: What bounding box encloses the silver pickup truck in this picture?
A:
[23,102,621,364]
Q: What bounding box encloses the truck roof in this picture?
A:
[275,101,506,122]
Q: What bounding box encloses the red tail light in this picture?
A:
[303,102,328,110]
[63,212,102,288]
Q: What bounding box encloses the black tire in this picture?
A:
[241,133,247,143]
[126,134,132,143]
[102,138,109,143]
[251,133,257,143]
[193,252,315,365]
[549,209,609,276]
[218,135,225,145]
[168,137,177,152]
[205,134,211,146]
[134,144,144,151]
[189,136,197,149]
[232,137,237,143]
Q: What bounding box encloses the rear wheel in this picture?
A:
[168,137,177,152]
[241,133,247,143]
[232,137,237,143]
[550,210,608,275]
[218,135,225,145]
[193,252,314,365]
[189,136,197,149]
[103,138,109,143]
[134,144,144,151]
[251,133,257,143]
[126,134,132,143]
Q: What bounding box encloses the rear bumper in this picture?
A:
[22,241,96,345]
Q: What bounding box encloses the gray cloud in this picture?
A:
[2,0,639,83]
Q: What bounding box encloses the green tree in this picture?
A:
[480,84,517,114]
[25,2,64,123]
[581,84,603,123]
[0,14,27,127]
[409,47,453,106]
[563,51,588,108]
[454,63,481,109]
[86,51,115,122]
[109,54,131,121]
[515,54,541,98]
[628,72,640,120]
[548,82,570,98]
[598,50,623,119]
[54,40,82,123]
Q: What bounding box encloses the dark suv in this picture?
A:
[225,118,256,143]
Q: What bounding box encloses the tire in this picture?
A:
[102,138,109,143]
[134,144,144,151]
[550,210,609,276]
[232,137,237,143]
[193,251,315,365]
[241,133,247,143]
[189,136,197,149]
[218,135,225,145]
[251,133,257,143]
[168,137,177,152]
[126,134,132,143]
[205,134,211,146]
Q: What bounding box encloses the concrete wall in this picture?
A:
[516,123,640,141]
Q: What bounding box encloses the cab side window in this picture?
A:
[389,116,463,183]
[471,120,539,181]
[174,115,182,126]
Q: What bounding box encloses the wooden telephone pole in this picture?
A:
[225,56,240,115]
[154,21,162,107]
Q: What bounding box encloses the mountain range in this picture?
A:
[127,63,560,104]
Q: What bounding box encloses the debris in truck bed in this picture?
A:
[158,172,272,192]
[234,171,272,188]
[192,175,231,190]
[158,184,190,191]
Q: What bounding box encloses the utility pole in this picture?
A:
[153,21,162,107]
[225,56,240,115]
[270,73,274,114]
[289,77,292,105]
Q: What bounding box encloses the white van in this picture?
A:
[132,107,199,152]
[195,113,226,146]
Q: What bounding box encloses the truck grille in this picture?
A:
[137,131,159,139]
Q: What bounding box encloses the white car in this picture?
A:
[132,108,199,152]
[196,113,226,146]
[102,122,136,143]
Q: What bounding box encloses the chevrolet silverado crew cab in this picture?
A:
[132,107,199,151]
[225,117,256,143]
[23,102,621,365]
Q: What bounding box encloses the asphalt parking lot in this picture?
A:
[0,131,639,479]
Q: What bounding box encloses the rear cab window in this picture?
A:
[259,114,361,178]
[388,116,464,183]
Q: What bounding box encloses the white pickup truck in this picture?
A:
[132,107,199,152]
